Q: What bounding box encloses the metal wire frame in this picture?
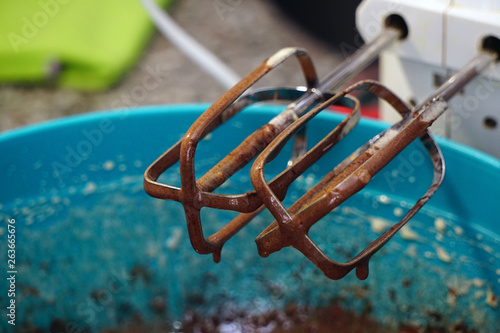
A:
[144,47,354,262]
[252,80,445,280]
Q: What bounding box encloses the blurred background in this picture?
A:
[0,0,370,132]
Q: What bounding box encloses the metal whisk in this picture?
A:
[144,21,498,279]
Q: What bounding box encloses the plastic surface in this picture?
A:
[0,0,173,91]
[1,105,499,331]
[454,0,500,11]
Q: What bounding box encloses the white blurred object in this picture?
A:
[139,0,241,90]
[356,0,500,159]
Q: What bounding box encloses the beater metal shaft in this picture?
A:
[197,27,402,192]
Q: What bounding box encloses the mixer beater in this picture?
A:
[144,15,499,280]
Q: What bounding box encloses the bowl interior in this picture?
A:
[1,104,499,332]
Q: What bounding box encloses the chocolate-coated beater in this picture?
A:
[252,50,498,280]
[144,26,402,263]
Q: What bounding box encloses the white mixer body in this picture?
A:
[356,0,500,158]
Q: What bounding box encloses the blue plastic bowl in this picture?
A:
[1,104,499,332]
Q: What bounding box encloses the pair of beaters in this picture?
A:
[144,21,499,280]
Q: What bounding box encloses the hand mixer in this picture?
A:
[144,11,499,280]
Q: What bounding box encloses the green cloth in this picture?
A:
[0,0,173,91]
